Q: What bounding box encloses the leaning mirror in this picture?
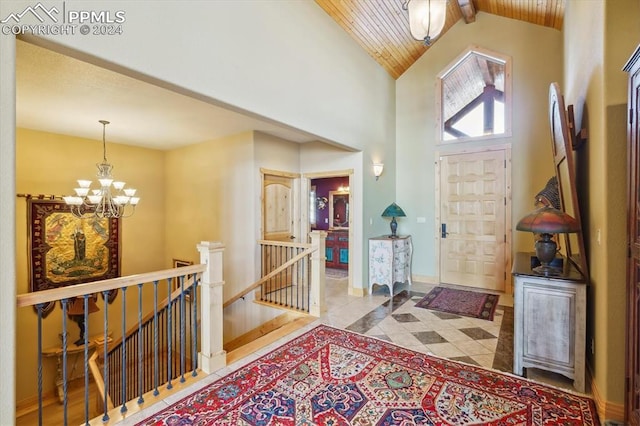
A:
[329,191,349,230]
[437,46,512,143]
[549,82,588,277]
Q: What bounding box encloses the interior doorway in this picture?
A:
[437,147,511,292]
[309,174,351,278]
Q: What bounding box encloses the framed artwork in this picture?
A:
[172,259,193,294]
[173,259,193,269]
[28,199,120,316]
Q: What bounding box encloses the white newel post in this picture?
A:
[309,231,327,317]
[197,241,227,374]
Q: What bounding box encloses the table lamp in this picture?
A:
[516,206,580,276]
[67,295,100,345]
[381,202,406,238]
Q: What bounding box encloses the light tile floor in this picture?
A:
[121,274,581,424]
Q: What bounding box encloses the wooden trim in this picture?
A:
[16,264,206,308]
[591,373,625,423]
[348,286,368,297]
[225,315,316,365]
[303,169,354,179]
[257,240,312,249]
[260,168,300,178]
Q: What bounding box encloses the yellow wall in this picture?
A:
[15,128,165,402]
[563,0,640,418]
[165,131,304,342]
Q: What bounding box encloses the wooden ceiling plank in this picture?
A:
[374,0,426,62]
[348,0,419,72]
[315,0,563,80]
[316,0,400,77]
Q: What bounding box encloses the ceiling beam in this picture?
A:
[457,0,476,23]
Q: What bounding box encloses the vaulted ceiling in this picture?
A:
[315,0,565,79]
[16,1,565,150]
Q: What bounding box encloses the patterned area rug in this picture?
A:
[415,286,500,321]
[326,267,348,279]
[138,325,599,425]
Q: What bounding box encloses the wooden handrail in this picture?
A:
[16,264,206,308]
[257,239,312,249]
[88,351,114,411]
[223,246,316,308]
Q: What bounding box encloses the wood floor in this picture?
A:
[16,380,102,426]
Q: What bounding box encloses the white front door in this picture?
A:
[439,149,508,291]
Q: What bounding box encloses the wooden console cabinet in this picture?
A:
[326,230,349,269]
[512,252,587,392]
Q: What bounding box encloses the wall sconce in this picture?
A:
[373,163,384,180]
[516,206,580,276]
[403,0,447,46]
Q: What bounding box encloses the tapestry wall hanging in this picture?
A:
[28,199,121,316]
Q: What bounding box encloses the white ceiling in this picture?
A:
[16,40,320,150]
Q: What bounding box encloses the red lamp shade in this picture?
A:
[516,206,580,234]
[516,206,580,276]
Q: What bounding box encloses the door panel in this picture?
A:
[440,150,506,291]
[263,174,294,242]
[262,171,299,292]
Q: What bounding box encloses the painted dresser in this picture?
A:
[368,235,412,296]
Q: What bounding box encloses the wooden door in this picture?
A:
[263,172,297,242]
[625,46,640,425]
[439,150,507,291]
[262,170,299,293]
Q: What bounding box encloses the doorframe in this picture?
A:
[434,144,513,294]
[303,169,354,292]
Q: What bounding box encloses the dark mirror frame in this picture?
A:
[329,191,349,230]
[549,82,588,277]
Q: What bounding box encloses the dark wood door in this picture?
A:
[625,45,640,425]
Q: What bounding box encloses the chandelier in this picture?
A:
[63,120,140,219]
[403,0,447,46]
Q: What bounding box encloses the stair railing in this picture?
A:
[223,230,327,316]
[15,241,225,426]
[89,274,200,413]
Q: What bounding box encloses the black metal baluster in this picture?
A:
[101,290,110,422]
[120,287,128,413]
[166,278,173,390]
[153,280,159,396]
[191,274,199,376]
[36,304,44,426]
[137,283,145,404]
[61,298,69,426]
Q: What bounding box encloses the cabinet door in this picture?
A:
[522,283,575,370]
[370,240,392,285]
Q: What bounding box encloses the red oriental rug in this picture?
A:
[415,286,500,321]
[138,325,599,425]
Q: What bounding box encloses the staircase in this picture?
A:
[15,233,327,425]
